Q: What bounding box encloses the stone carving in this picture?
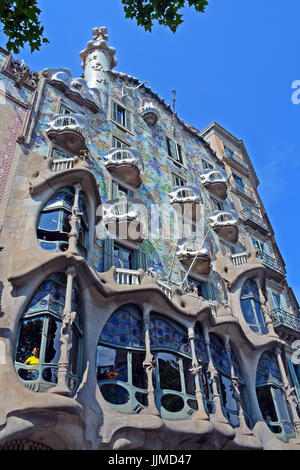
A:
[7,59,39,90]
[93,26,109,42]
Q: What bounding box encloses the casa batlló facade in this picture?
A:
[0,27,299,451]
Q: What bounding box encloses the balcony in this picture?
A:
[104,148,143,188]
[231,183,256,204]
[177,239,212,276]
[46,113,87,154]
[200,169,228,200]
[139,102,160,126]
[209,210,239,243]
[270,308,300,334]
[255,250,286,279]
[223,148,248,175]
[240,209,269,236]
[169,185,201,221]
[101,199,145,243]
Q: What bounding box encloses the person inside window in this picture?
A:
[24,347,39,366]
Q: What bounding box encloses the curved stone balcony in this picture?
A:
[139,101,160,126]
[46,113,87,154]
[169,185,201,221]
[177,239,212,276]
[200,169,228,200]
[101,198,145,243]
[104,147,143,188]
[209,210,239,243]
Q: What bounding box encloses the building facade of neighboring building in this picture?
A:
[0,27,299,450]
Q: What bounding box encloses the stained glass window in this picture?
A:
[100,306,145,349]
[150,315,190,356]
[240,278,268,335]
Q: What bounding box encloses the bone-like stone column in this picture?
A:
[68,183,82,255]
[256,278,276,336]
[203,324,229,424]
[188,326,209,421]
[48,265,77,396]
[142,305,159,416]
[275,346,300,435]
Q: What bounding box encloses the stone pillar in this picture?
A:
[49,266,77,396]
[142,305,159,416]
[256,278,276,336]
[68,183,82,255]
[275,346,300,435]
[188,326,209,421]
[224,335,252,435]
[203,324,228,424]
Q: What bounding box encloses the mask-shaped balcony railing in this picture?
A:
[43,68,100,113]
[46,113,87,155]
[209,210,239,243]
[101,198,145,243]
[200,169,228,200]
[139,101,160,126]
[177,239,212,276]
[104,147,144,188]
[269,308,300,333]
[169,185,201,221]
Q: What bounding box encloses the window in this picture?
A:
[240,278,268,335]
[187,277,217,301]
[111,100,132,131]
[103,238,147,272]
[232,173,244,190]
[37,186,89,257]
[14,273,83,393]
[211,197,224,212]
[97,305,148,410]
[112,136,129,149]
[51,147,73,160]
[111,181,134,199]
[256,351,294,438]
[202,159,213,170]
[210,334,251,427]
[166,137,183,164]
[251,237,268,254]
[59,103,73,115]
[172,172,186,187]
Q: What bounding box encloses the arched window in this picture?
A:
[256,351,294,440]
[14,273,83,393]
[209,334,251,427]
[37,186,89,257]
[240,278,268,335]
[96,305,147,413]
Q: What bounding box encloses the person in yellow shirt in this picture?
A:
[24,347,39,366]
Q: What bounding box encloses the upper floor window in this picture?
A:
[111,100,132,131]
[111,181,134,199]
[166,137,183,164]
[202,159,213,170]
[172,172,186,187]
[211,197,224,212]
[112,136,129,149]
[37,186,89,257]
[232,173,245,190]
[187,277,217,301]
[240,278,268,335]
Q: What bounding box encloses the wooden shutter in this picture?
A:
[112,100,118,121]
[125,109,131,131]
[103,238,114,271]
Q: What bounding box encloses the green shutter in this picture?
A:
[112,181,119,199]
[112,100,118,121]
[132,249,147,271]
[125,109,131,131]
[103,238,114,271]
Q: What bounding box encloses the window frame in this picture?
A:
[166,136,184,166]
[110,99,133,133]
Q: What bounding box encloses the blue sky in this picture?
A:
[1,0,300,302]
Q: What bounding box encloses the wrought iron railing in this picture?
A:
[256,250,286,276]
[240,209,269,232]
[224,148,248,170]
[270,308,300,332]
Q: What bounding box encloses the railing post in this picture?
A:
[68,183,82,255]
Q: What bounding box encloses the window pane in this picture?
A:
[96,346,128,382]
[132,351,147,389]
[241,299,257,325]
[39,211,60,231]
[273,387,290,422]
[257,386,278,422]
[45,317,61,364]
[16,317,43,363]
[219,375,238,411]
[158,352,181,392]
[183,357,195,395]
